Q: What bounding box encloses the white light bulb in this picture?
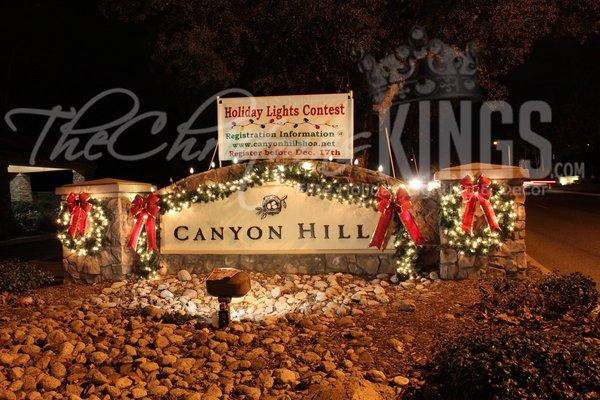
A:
[189,167,194,174]
[408,178,423,190]
[378,165,384,172]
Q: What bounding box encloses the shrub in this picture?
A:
[539,273,599,319]
[481,273,599,322]
[12,201,43,234]
[420,329,600,400]
[11,201,57,236]
[0,259,54,294]
[480,278,544,321]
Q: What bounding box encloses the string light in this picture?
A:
[57,198,109,256]
[440,180,516,255]
[230,117,338,129]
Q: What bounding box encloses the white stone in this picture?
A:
[314,281,328,290]
[182,289,198,298]
[184,301,197,315]
[111,281,127,290]
[270,287,281,298]
[177,270,192,282]
[295,291,308,301]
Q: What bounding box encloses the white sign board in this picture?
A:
[217,93,353,161]
[160,184,390,254]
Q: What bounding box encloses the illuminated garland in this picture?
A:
[440,181,516,255]
[232,118,338,129]
[162,162,420,278]
[162,162,379,212]
[57,198,109,256]
[134,230,159,279]
[394,227,419,279]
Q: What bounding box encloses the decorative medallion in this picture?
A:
[255,194,287,219]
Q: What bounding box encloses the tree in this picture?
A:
[100,0,598,100]
[99,0,599,170]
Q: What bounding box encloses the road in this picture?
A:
[526,190,600,285]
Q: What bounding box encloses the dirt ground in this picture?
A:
[0,274,495,400]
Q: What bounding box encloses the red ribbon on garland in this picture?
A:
[66,192,92,239]
[369,186,424,249]
[128,193,160,251]
[460,174,500,234]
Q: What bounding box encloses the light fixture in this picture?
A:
[408,178,423,190]
[328,155,333,161]
[233,157,239,164]
[189,167,194,174]
[210,162,216,169]
[377,165,384,172]
[301,161,313,170]
[353,159,359,166]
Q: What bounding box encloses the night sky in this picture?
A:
[2,1,598,187]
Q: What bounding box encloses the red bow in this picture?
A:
[66,192,92,239]
[460,175,500,234]
[369,186,424,249]
[127,193,160,251]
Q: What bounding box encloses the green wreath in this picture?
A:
[440,180,516,255]
[57,198,109,256]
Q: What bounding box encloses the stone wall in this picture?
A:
[159,253,399,277]
[157,161,440,278]
[58,163,529,282]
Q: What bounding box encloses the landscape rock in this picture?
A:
[177,269,192,282]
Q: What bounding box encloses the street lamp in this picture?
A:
[494,140,512,165]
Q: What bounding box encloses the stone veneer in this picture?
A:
[435,163,528,280]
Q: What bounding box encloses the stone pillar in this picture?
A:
[72,170,85,183]
[9,173,33,202]
[56,178,155,283]
[435,163,528,280]
[0,162,13,239]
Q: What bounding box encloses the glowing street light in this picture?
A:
[408,178,423,190]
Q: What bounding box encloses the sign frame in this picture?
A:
[217,92,354,162]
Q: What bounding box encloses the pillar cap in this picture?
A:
[434,163,529,181]
[56,178,155,195]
